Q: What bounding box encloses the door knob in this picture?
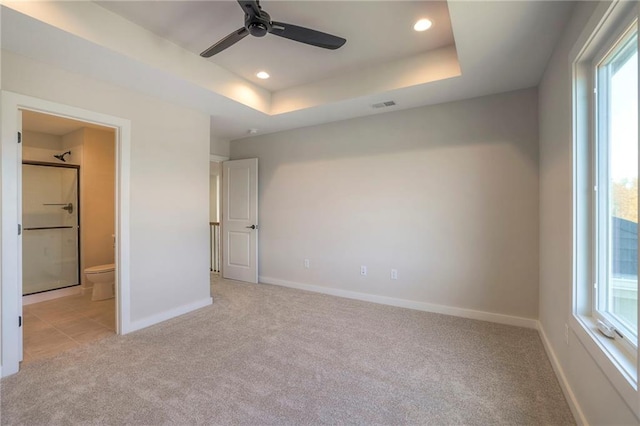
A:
[246,224,257,229]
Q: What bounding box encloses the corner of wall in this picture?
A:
[537,322,588,425]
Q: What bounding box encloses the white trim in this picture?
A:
[1,91,132,377]
[22,286,82,306]
[210,154,229,163]
[259,276,538,329]
[115,117,132,335]
[569,1,617,63]
[126,297,212,333]
[1,93,21,376]
[570,315,639,417]
[538,322,588,426]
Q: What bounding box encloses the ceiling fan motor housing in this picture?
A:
[245,11,271,37]
[200,1,346,58]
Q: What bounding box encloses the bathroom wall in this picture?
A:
[22,131,65,163]
[63,127,116,287]
[60,128,83,166]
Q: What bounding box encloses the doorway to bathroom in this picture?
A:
[20,110,117,364]
[1,91,132,377]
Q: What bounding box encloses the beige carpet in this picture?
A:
[2,278,574,425]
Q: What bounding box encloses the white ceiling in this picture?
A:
[96,1,455,92]
[1,1,575,143]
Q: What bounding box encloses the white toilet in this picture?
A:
[84,263,116,301]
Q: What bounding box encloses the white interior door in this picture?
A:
[222,158,258,283]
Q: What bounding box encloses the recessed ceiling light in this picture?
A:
[256,71,270,79]
[413,18,432,32]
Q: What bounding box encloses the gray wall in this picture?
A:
[539,1,638,423]
[232,88,540,320]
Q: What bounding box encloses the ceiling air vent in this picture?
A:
[371,101,396,109]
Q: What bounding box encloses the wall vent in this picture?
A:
[371,100,396,109]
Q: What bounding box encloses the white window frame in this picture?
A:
[572,0,640,417]
[593,19,639,352]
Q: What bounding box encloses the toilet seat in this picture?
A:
[85,263,115,274]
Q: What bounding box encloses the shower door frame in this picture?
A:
[21,161,81,296]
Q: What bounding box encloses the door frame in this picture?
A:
[209,155,228,274]
[1,91,132,377]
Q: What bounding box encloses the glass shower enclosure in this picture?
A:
[22,163,80,295]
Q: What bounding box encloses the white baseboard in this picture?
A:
[124,297,213,333]
[537,322,587,425]
[259,276,538,329]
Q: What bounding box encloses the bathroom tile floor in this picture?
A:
[21,291,115,364]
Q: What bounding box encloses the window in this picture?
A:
[573,0,639,410]
[595,23,639,347]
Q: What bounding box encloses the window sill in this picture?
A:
[571,314,638,417]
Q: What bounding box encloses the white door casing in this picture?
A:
[17,110,24,362]
[222,158,258,283]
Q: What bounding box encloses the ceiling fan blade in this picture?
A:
[200,27,249,57]
[270,21,346,50]
[237,0,261,17]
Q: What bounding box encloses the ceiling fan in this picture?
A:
[200,0,347,58]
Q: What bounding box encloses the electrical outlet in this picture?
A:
[304,259,310,269]
[360,265,367,276]
[391,269,398,280]
[564,323,569,345]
